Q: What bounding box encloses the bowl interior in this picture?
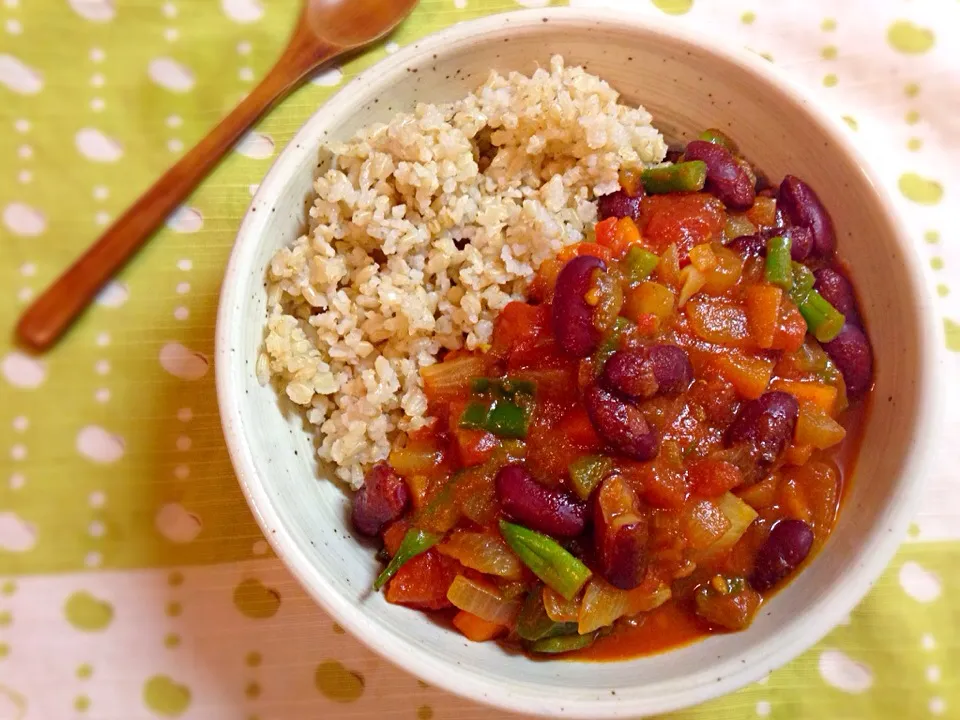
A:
[217,11,935,718]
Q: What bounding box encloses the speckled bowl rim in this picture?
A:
[216,7,943,718]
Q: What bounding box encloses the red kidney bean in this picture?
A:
[496,464,587,538]
[601,345,693,400]
[552,255,605,358]
[750,518,814,591]
[778,175,836,257]
[584,384,660,461]
[598,188,644,222]
[726,391,799,466]
[593,475,650,590]
[730,226,813,261]
[352,462,409,537]
[814,267,860,324]
[823,323,873,397]
[683,140,756,211]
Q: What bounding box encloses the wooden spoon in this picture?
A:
[17,0,419,352]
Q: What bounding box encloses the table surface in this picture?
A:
[1,0,959,718]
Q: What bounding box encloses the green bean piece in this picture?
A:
[798,289,846,342]
[373,528,442,590]
[528,632,597,654]
[515,588,579,642]
[499,520,592,601]
[568,455,613,500]
[641,161,708,194]
[623,245,661,285]
[697,128,740,154]
[789,261,816,304]
[764,236,794,290]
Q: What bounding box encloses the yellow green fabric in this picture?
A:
[1,0,957,718]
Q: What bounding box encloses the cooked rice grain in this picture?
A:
[261,56,666,488]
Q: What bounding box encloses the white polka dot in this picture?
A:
[930,698,945,715]
[162,1,177,18]
[12,416,28,432]
[310,66,343,87]
[167,138,183,153]
[755,700,770,717]
[88,491,106,508]
[67,0,114,22]
[385,41,399,54]
[177,258,192,271]
[455,0,467,7]
[17,144,32,159]
[818,650,873,693]
[922,633,936,650]
[90,72,105,88]
[0,54,43,95]
[4,0,19,8]
[75,127,123,162]
[90,47,105,62]
[222,0,265,23]
[237,40,252,55]
[235,131,274,159]
[93,185,109,200]
[17,169,32,184]
[177,407,193,422]
[95,211,110,226]
[173,464,190,480]
[238,66,254,82]
[166,206,202,233]
[3,202,45,236]
[899,562,942,603]
[2,351,47,388]
[76,426,125,464]
[155,503,202,543]
[88,520,106,538]
[94,388,110,403]
[17,287,33,302]
[14,118,29,133]
[0,512,36,552]
[176,282,190,294]
[95,332,110,347]
[19,262,36,277]
[95,359,111,375]
[84,551,102,568]
[6,19,22,34]
[159,343,209,381]
[173,306,189,321]
[926,665,940,683]
[90,97,105,111]
[10,444,26,461]
[96,280,128,308]
[164,27,179,42]
[8,473,25,490]
[166,115,182,128]
[148,57,195,93]
[252,540,268,555]
[176,435,191,451]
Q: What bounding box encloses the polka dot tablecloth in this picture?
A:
[1,0,958,718]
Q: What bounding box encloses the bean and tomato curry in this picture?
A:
[350,129,874,660]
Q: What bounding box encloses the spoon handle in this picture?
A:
[17,34,338,352]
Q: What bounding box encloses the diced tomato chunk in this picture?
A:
[491,302,549,358]
[688,459,744,497]
[622,461,689,509]
[557,240,616,265]
[382,519,410,557]
[385,550,459,610]
[555,407,603,450]
[454,428,499,467]
[640,193,727,260]
[771,301,807,352]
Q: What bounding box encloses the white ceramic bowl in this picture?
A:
[216,8,943,718]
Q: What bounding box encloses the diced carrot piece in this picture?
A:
[795,403,847,449]
[452,610,506,642]
[712,352,774,399]
[385,551,459,610]
[771,379,838,414]
[771,300,807,353]
[454,428,499,467]
[746,196,777,227]
[594,217,618,248]
[744,285,782,349]
[686,298,752,346]
[735,475,779,511]
[382,520,410,557]
[688,243,718,272]
[619,169,642,196]
[688,459,743,497]
[623,281,675,327]
[778,477,813,524]
[556,407,603,449]
[782,443,815,466]
[529,258,561,303]
[556,241,615,265]
[597,217,642,256]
